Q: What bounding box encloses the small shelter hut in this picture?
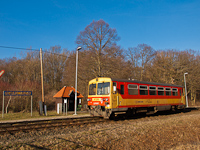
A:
[53,86,83,114]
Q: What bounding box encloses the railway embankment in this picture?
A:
[0,108,200,149]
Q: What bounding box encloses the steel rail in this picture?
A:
[0,117,107,135]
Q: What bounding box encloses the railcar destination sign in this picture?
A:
[4,91,32,96]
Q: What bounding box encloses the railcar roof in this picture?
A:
[111,78,184,88]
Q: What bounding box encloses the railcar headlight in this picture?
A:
[106,98,108,101]
[87,98,91,101]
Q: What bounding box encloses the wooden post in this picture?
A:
[2,91,4,118]
[31,95,33,116]
[40,48,45,115]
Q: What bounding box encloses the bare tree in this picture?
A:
[127,44,156,81]
[43,46,69,91]
[76,19,120,77]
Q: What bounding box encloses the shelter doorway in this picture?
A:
[68,99,75,111]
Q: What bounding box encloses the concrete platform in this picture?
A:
[187,106,200,109]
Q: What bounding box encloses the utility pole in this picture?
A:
[40,48,46,115]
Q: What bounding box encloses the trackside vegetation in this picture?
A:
[0,19,200,113]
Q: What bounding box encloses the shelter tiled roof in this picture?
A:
[53,86,83,98]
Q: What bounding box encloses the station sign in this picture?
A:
[0,70,5,77]
[4,91,32,96]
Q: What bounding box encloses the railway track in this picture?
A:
[0,116,107,135]
[1,107,199,135]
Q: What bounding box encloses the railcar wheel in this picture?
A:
[126,108,134,117]
[109,112,115,120]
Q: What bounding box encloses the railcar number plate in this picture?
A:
[146,99,153,103]
[93,98,101,101]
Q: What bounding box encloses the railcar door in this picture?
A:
[182,88,186,105]
[112,82,119,109]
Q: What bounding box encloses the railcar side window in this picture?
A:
[139,85,148,95]
[172,88,178,96]
[113,82,117,93]
[89,83,96,95]
[165,87,171,96]
[149,86,156,95]
[97,82,110,95]
[120,85,124,95]
[158,87,164,95]
[128,84,138,95]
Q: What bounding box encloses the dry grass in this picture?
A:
[0,111,59,121]
[0,110,200,149]
[0,110,89,121]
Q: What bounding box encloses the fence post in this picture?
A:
[2,91,4,118]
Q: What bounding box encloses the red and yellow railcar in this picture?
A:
[87,77,186,119]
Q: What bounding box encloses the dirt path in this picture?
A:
[0,110,200,150]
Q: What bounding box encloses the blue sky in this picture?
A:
[0,0,200,59]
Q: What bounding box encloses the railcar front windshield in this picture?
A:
[97,82,110,95]
[89,83,96,95]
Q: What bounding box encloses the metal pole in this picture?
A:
[2,91,4,118]
[74,47,81,115]
[74,50,78,115]
[184,73,188,107]
[66,99,68,115]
